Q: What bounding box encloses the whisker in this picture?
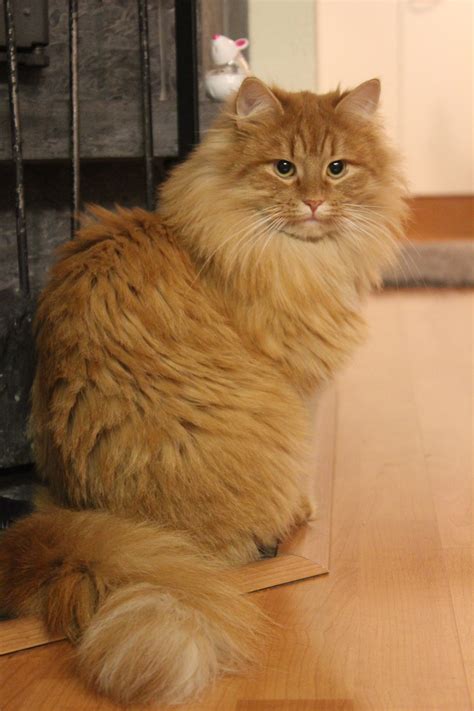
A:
[225,211,282,264]
[346,212,425,284]
[340,214,425,287]
[186,210,282,292]
[234,216,288,283]
[254,218,285,271]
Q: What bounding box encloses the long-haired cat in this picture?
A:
[0,77,406,705]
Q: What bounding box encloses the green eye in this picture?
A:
[327,160,347,178]
[274,160,296,178]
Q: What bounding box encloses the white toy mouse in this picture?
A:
[205,34,251,102]
[211,34,250,73]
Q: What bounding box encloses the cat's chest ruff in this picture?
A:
[226,284,365,392]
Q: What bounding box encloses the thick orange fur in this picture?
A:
[0,506,262,704]
[0,78,407,705]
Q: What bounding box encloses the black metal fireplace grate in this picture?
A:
[3,0,200,298]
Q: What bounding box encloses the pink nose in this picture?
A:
[212,34,220,40]
[304,199,324,214]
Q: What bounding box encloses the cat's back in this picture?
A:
[39,206,184,314]
[35,206,201,346]
[33,204,262,394]
[32,205,217,412]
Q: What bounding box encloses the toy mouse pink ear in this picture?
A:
[234,38,249,50]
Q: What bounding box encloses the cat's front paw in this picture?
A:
[293,495,317,526]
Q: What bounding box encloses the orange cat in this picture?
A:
[0,78,407,705]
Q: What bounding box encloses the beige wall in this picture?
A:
[248,0,473,196]
[248,0,316,90]
[315,1,400,148]
[398,0,473,196]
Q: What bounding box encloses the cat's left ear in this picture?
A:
[235,77,283,119]
[336,78,381,119]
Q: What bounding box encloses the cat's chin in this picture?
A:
[277,222,331,243]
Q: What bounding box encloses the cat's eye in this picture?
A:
[327,160,347,178]
[274,160,296,178]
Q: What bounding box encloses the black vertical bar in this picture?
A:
[69,0,80,238]
[175,0,200,160]
[138,0,155,210]
[4,0,29,296]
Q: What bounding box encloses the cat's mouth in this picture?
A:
[277,219,331,242]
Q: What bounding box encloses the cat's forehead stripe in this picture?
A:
[277,96,340,159]
[284,125,335,162]
[318,130,331,159]
[293,133,308,158]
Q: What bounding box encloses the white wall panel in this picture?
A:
[399,0,473,195]
[315,0,400,144]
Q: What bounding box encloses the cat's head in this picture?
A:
[160,78,407,284]
[227,77,403,242]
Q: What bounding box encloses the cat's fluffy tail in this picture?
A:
[0,506,262,705]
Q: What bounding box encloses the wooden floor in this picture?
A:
[0,290,472,711]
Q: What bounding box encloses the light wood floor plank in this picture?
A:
[0,617,62,656]
[443,545,474,700]
[330,293,470,710]
[398,290,473,549]
[397,290,473,699]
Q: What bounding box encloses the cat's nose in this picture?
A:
[303,199,324,214]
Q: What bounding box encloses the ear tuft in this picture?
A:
[336,78,381,119]
[235,77,282,118]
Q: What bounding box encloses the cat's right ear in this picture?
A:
[235,77,283,119]
[336,78,381,119]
